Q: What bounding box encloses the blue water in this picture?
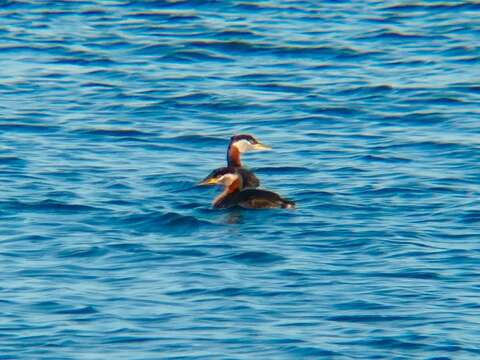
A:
[1,1,480,358]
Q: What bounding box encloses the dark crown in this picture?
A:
[202,166,237,182]
[230,134,257,144]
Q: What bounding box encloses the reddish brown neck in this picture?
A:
[228,178,241,193]
[212,177,242,207]
[227,144,242,167]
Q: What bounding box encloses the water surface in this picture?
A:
[1,1,480,359]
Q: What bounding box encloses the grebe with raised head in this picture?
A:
[224,134,270,188]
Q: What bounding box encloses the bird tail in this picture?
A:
[281,199,296,209]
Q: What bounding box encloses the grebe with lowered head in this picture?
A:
[200,167,295,209]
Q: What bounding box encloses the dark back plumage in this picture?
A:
[201,166,259,189]
[201,167,233,183]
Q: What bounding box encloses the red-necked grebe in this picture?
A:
[200,167,295,209]
[225,134,270,188]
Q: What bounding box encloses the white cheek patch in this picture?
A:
[220,173,238,185]
[234,139,254,153]
[224,174,235,182]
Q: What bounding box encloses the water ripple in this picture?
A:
[1,1,479,358]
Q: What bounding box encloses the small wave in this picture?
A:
[188,40,271,55]
[131,44,172,55]
[233,72,291,82]
[335,84,393,96]
[54,305,98,315]
[358,30,435,41]
[426,186,460,194]
[192,40,366,60]
[165,287,206,297]
[0,44,66,55]
[405,97,465,106]
[119,211,213,233]
[271,45,370,60]
[127,10,199,21]
[161,49,233,63]
[8,235,51,245]
[331,166,367,174]
[277,345,339,357]
[37,10,72,16]
[141,144,190,154]
[450,56,480,64]
[383,140,464,152]
[80,9,108,16]
[0,156,26,166]
[381,2,480,12]
[168,92,212,102]
[107,242,147,253]
[294,190,334,198]
[311,106,358,116]
[442,45,477,57]
[451,83,480,94]
[341,336,430,351]
[102,336,158,344]
[256,166,310,174]
[1,200,101,214]
[327,314,413,323]
[234,2,294,11]
[57,246,108,259]
[379,112,448,125]
[356,186,423,197]
[366,270,441,280]
[32,300,62,310]
[52,56,117,66]
[207,286,248,297]
[384,58,435,67]
[227,251,285,265]
[214,29,260,40]
[163,134,225,146]
[80,81,117,89]
[248,83,311,94]
[106,182,132,190]
[333,300,394,310]
[71,127,153,138]
[460,210,480,224]
[169,249,207,257]
[358,154,411,163]
[0,123,60,133]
